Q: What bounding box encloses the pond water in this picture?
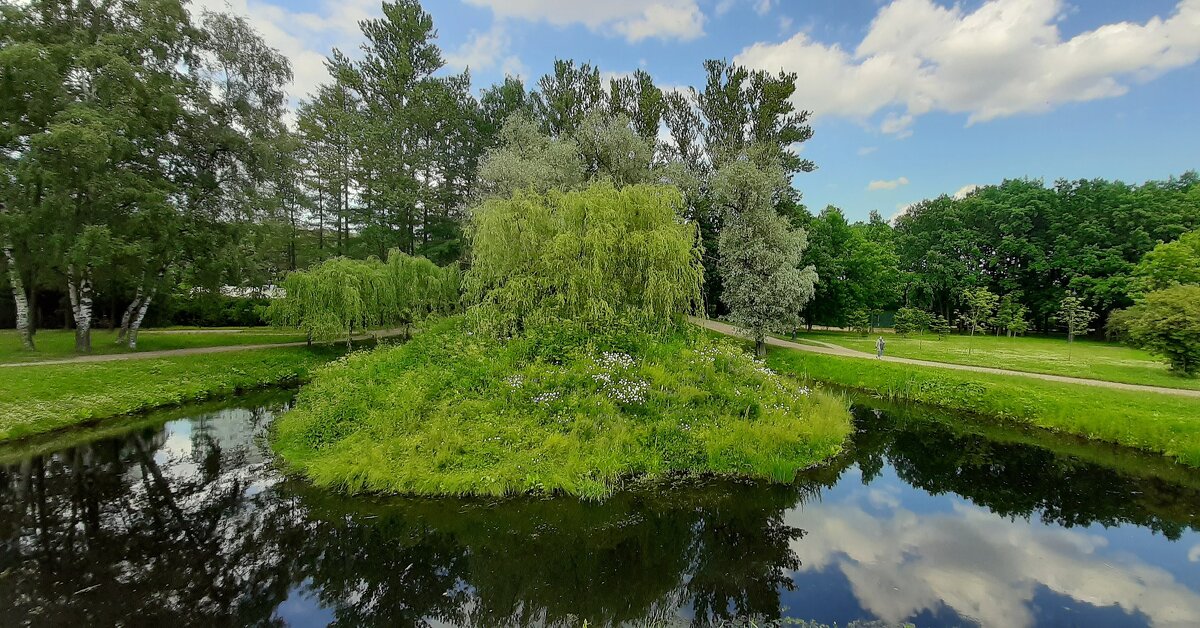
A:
[2,392,1199,627]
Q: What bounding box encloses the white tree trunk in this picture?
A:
[68,264,94,353]
[2,241,34,351]
[116,285,143,344]
[127,289,154,350]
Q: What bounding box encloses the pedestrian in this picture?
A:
[875,336,886,359]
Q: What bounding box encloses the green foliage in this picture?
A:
[1131,230,1200,296]
[994,294,1030,337]
[714,159,817,355]
[465,183,704,338]
[893,307,930,336]
[1117,285,1200,376]
[847,310,871,337]
[268,251,458,342]
[273,318,852,498]
[929,314,953,339]
[765,346,1200,468]
[960,287,999,337]
[1057,294,1097,343]
[0,347,336,442]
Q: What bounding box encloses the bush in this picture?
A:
[154,293,271,327]
[929,314,952,339]
[894,307,930,336]
[272,318,853,498]
[1117,285,1200,376]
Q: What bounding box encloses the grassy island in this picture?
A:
[272,183,853,498]
[274,318,851,498]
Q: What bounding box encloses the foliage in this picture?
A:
[764,344,1200,468]
[273,318,852,498]
[714,159,817,357]
[464,183,703,338]
[893,307,931,336]
[1057,294,1097,343]
[1131,229,1200,296]
[802,208,901,328]
[847,310,871,336]
[959,287,999,337]
[0,347,337,442]
[929,314,953,339]
[994,294,1030,337]
[267,251,457,343]
[1117,285,1200,376]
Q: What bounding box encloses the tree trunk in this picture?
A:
[2,239,35,351]
[755,337,767,359]
[116,286,143,345]
[127,290,154,350]
[68,264,94,353]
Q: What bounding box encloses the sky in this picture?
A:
[192,0,1200,221]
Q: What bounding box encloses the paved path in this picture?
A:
[692,317,1200,399]
[0,330,407,368]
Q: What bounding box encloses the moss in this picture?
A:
[273,318,853,498]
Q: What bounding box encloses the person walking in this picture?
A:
[875,336,886,359]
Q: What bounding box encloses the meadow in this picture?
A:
[0,328,309,363]
[788,330,1199,391]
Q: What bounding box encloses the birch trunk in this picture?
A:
[68,264,94,353]
[2,241,34,351]
[116,285,143,344]
[127,289,154,350]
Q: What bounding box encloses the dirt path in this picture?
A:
[0,330,407,369]
[692,317,1200,399]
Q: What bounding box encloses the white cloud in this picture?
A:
[868,176,910,191]
[953,184,982,199]
[444,23,526,78]
[1189,544,1200,562]
[734,0,1200,135]
[857,146,878,156]
[464,0,705,43]
[754,0,776,16]
[778,15,794,35]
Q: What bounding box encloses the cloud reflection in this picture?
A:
[788,494,1200,627]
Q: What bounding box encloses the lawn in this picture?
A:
[765,345,1200,468]
[0,346,340,442]
[0,328,309,363]
[786,330,1200,391]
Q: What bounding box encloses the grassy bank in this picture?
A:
[0,328,309,363]
[788,329,1199,391]
[0,347,339,442]
[766,347,1200,467]
[274,318,853,499]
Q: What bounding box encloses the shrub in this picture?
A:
[1117,285,1200,376]
[893,307,930,336]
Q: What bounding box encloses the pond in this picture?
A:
[2,392,1199,627]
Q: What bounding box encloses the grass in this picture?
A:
[0,346,340,442]
[0,327,309,363]
[273,317,853,499]
[784,329,1200,391]
[764,345,1200,467]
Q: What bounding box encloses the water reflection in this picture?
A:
[1,393,1198,627]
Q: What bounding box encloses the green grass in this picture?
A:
[765,346,1200,467]
[784,330,1200,391]
[273,317,853,499]
[0,328,309,363]
[0,346,339,442]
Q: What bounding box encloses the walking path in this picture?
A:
[692,317,1200,399]
[0,330,406,368]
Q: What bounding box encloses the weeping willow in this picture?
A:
[268,251,459,345]
[465,182,704,337]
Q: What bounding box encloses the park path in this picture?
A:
[0,330,407,369]
[691,317,1200,399]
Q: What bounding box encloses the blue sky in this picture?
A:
[196,0,1200,221]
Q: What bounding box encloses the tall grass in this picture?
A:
[766,347,1200,467]
[273,318,853,498]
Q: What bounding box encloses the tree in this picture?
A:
[1117,285,1200,376]
[1057,295,1097,344]
[960,288,999,340]
[1131,230,1200,296]
[532,59,603,137]
[894,307,930,337]
[713,159,817,358]
[847,310,870,337]
[994,294,1030,337]
[930,314,952,340]
[465,183,703,338]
